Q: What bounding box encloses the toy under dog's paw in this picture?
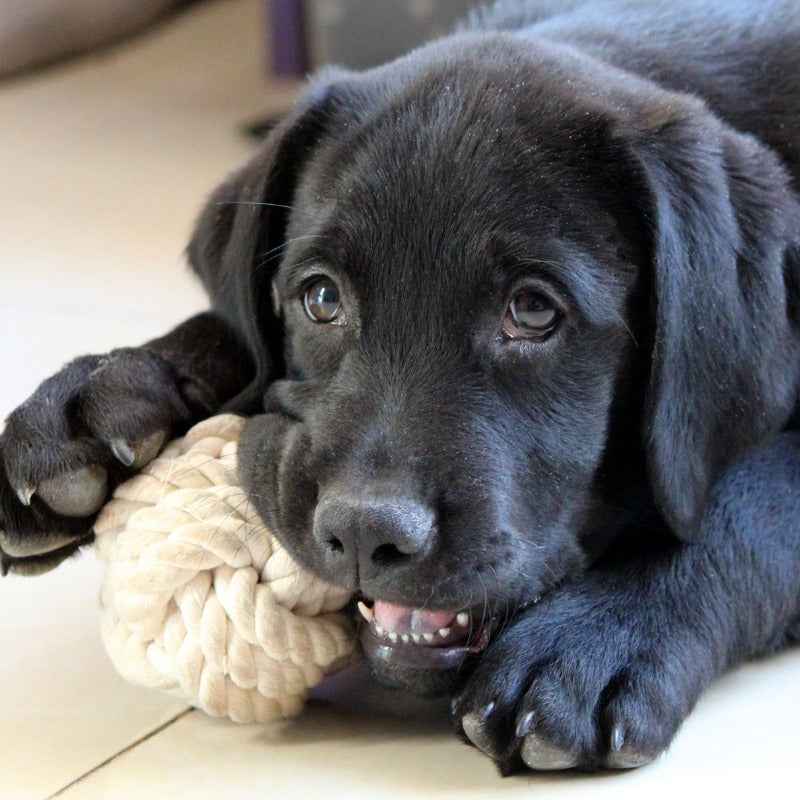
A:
[94,414,358,722]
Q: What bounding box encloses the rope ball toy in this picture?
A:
[94,414,359,723]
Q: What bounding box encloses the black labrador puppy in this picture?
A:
[3,0,800,775]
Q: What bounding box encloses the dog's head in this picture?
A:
[189,34,800,692]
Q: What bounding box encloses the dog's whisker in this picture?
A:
[253,233,324,270]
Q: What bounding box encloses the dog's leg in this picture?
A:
[0,312,254,575]
[454,431,800,773]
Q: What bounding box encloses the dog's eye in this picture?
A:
[503,290,559,340]
[303,278,344,325]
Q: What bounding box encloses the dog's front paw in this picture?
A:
[453,577,706,774]
[1,349,192,575]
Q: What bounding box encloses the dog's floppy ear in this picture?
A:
[187,74,349,412]
[620,99,800,539]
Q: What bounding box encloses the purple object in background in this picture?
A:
[267,0,308,76]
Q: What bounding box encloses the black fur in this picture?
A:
[3,0,800,774]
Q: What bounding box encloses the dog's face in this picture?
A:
[190,35,799,692]
[252,55,642,687]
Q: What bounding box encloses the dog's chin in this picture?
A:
[355,599,498,696]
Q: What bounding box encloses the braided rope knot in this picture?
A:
[94,414,358,722]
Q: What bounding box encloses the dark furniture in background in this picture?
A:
[267,0,475,76]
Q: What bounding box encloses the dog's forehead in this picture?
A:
[290,89,572,272]
[281,37,637,322]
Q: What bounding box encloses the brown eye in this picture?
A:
[303,278,344,324]
[503,290,559,340]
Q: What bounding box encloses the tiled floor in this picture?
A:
[2,1,800,798]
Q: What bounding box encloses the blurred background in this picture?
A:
[0,0,476,81]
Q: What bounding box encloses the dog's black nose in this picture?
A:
[313,491,434,582]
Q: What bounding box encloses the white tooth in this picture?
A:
[374,624,385,636]
[456,612,469,627]
[401,634,410,643]
[388,632,399,643]
[438,627,451,638]
[357,601,374,623]
[412,633,422,643]
[423,633,434,642]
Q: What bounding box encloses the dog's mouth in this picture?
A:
[356,599,496,672]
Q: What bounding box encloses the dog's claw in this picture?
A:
[14,484,35,507]
[516,710,535,738]
[462,701,499,758]
[110,431,165,468]
[110,439,135,467]
[599,723,656,768]
[520,732,578,770]
[610,723,625,752]
[37,466,107,517]
[603,723,659,769]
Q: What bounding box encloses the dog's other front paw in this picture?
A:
[0,349,193,575]
[452,574,710,774]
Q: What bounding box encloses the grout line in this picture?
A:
[46,708,194,799]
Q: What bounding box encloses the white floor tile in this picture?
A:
[0,552,188,800]
[51,655,800,800]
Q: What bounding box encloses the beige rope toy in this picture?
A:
[94,414,358,723]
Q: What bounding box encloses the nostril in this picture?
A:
[326,536,344,554]
[372,542,410,567]
[314,490,436,578]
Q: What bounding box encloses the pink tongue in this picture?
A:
[373,600,457,635]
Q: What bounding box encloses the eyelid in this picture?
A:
[291,267,334,295]
[282,261,343,294]
[505,277,568,317]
